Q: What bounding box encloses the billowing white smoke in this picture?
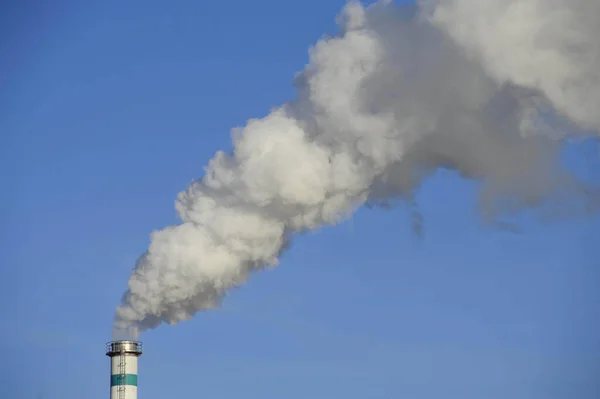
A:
[114,0,599,337]
[425,0,600,132]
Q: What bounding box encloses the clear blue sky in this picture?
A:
[1,1,599,398]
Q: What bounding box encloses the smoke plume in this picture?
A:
[113,0,599,337]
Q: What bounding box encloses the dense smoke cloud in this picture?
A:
[426,0,600,132]
[113,0,599,337]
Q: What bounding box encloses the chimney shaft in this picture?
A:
[106,340,143,399]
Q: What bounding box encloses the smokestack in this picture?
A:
[106,341,143,399]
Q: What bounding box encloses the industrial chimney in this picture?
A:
[106,340,143,399]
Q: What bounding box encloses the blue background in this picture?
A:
[1,0,599,398]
